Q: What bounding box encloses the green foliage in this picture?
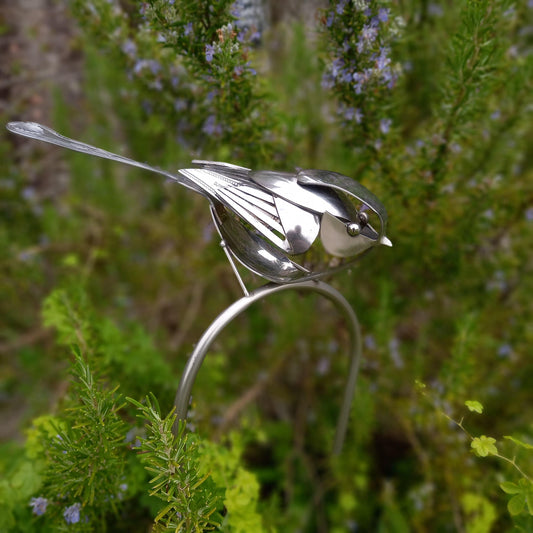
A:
[2,0,532,530]
[128,395,222,532]
[68,0,278,164]
[198,434,265,532]
[42,286,174,401]
[465,400,484,414]
[501,479,533,516]
[461,492,497,533]
[40,351,128,521]
[471,435,498,457]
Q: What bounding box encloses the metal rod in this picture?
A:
[173,280,362,455]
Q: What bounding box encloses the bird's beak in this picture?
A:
[379,236,393,247]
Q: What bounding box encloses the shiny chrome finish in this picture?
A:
[6,121,391,289]
[172,280,363,455]
[7,120,393,455]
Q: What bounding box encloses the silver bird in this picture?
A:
[6,121,392,291]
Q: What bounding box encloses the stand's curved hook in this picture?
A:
[173,280,362,455]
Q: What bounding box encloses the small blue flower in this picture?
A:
[64,503,81,525]
[361,24,378,44]
[376,47,391,70]
[330,58,344,79]
[336,0,347,15]
[121,39,137,57]
[498,344,512,358]
[184,22,193,36]
[525,207,533,221]
[380,68,398,89]
[202,115,222,136]
[378,8,389,23]
[30,497,49,516]
[341,106,355,121]
[316,356,331,376]
[428,3,444,17]
[205,44,216,62]
[380,118,392,135]
[133,59,161,76]
[321,72,335,89]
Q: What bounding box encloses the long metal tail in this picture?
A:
[6,121,196,189]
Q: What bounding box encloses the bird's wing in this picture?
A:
[178,163,319,254]
[250,170,356,220]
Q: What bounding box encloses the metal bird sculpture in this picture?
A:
[6,121,391,291]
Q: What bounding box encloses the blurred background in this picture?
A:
[1,0,532,531]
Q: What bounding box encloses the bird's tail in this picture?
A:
[6,121,196,189]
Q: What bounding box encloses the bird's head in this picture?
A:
[320,209,392,258]
[296,169,392,259]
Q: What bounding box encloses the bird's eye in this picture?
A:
[346,223,360,237]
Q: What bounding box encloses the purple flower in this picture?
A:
[353,69,372,94]
[376,47,391,70]
[361,24,378,44]
[174,98,186,111]
[184,22,193,36]
[316,357,331,376]
[381,68,398,88]
[230,2,240,18]
[331,58,344,79]
[22,186,36,201]
[121,39,137,57]
[30,497,49,516]
[378,8,389,23]
[250,30,261,43]
[341,106,355,120]
[336,0,348,15]
[64,503,81,525]
[202,115,222,136]
[525,207,533,221]
[321,72,335,89]
[389,337,403,368]
[205,44,215,62]
[380,118,392,134]
[133,59,161,76]
[498,344,512,358]
[364,334,377,350]
[428,3,444,17]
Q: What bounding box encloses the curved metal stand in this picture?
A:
[173,280,362,455]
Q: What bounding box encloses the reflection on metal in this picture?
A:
[7,121,391,454]
[6,122,392,289]
[173,280,362,455]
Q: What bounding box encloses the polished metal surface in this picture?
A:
[172,280,363,455]
[7,121,392,288]
[7,120,392,454]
